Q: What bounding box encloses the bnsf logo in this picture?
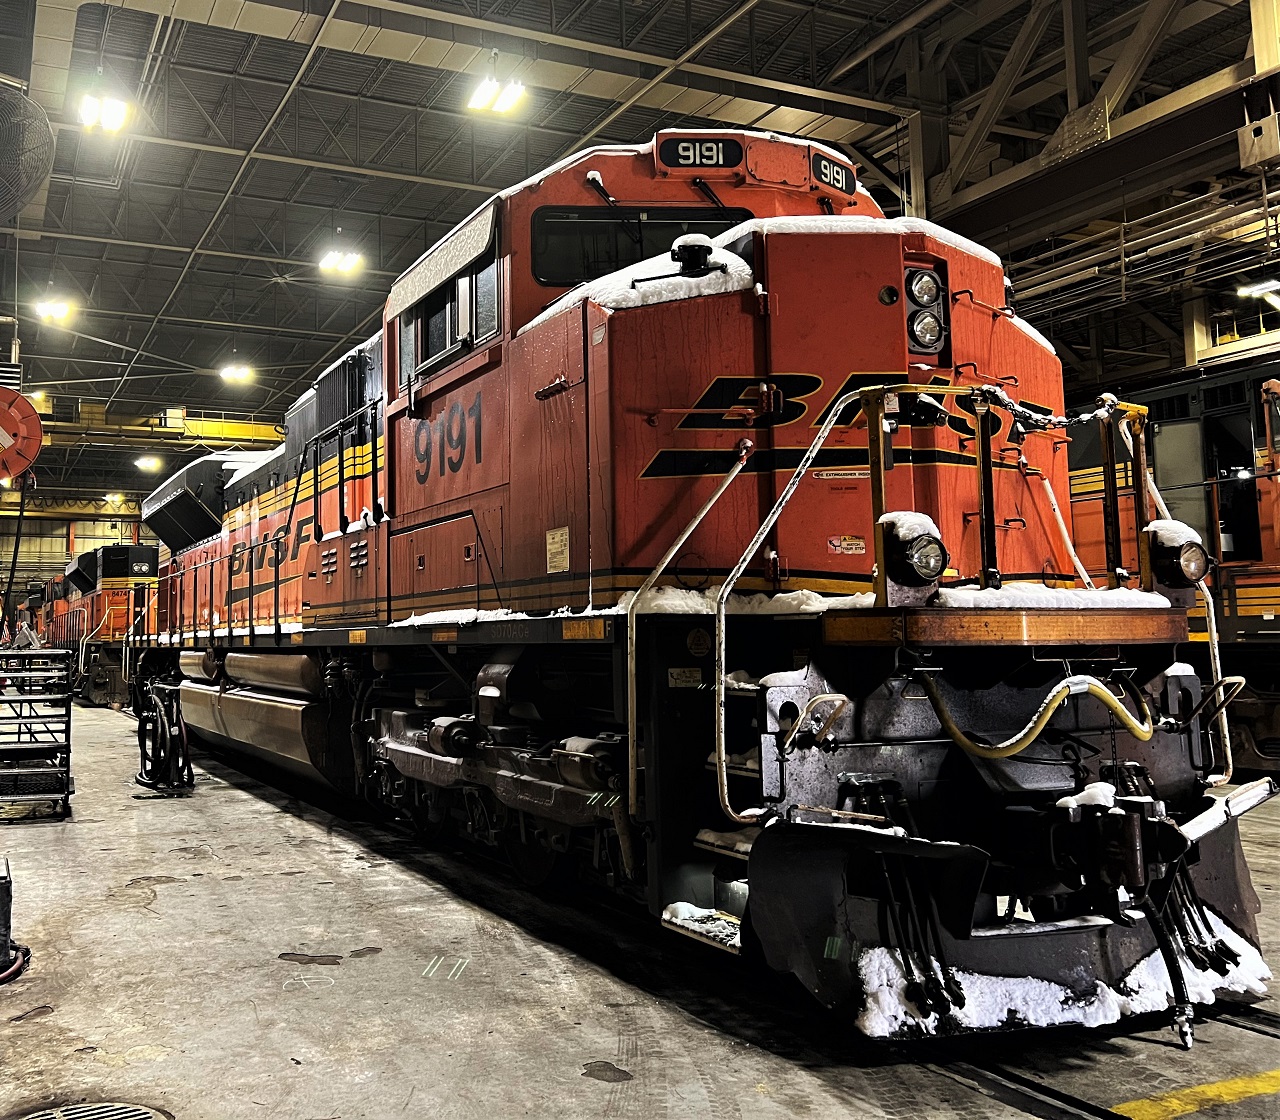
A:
[641,374,1054,478]
[227,514,317,576]
[675,374,1051,435]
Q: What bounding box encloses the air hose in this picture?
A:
[916,672,1154,759]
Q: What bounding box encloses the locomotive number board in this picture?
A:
[658,137,745,169]
[811,151,855,195]
[655,135,857,197]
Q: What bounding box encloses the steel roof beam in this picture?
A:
[825,0,953,84]
[945,0,1055,193]
[50,121,492,194]
[359,0,904,116]
[568,0,766,156]
[2,226,399,277]
[1040,0,1188,162]
[1092,0,1187,119]
[74,305,355,341]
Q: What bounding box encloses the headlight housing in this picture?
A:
[1175,541,1210,583]
[886,531,949,587]
[907,269,941,306]
[909,310,943,348]
[905,535,947,582]
[1146,522,1211,588]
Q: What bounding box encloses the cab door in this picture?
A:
[1204,404,1262,563]
[1152,418,1214,549]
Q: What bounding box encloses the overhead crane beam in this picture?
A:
[40,416,280,452]
[0,495,142,520]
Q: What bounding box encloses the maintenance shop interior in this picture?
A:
[3,0,1280,1117]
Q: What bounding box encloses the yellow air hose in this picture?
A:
[916,672,1154,759]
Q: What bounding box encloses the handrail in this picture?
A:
[149,401,378,650]
[1118,415,1237,786]
[713,385,866,824]
[711,382,1117,825]
[122,589,157,684]
[625,437,753,820]
[247,494,257,643]
[337,420,348,533]
[79,607,116,679]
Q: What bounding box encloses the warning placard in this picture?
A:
[546,526,570,573]
[827,535,866,555]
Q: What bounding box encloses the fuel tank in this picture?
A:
[177,649,218,682]
[179,680,354,791]
[222,652,324,697]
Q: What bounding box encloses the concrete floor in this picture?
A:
[1,707,1279,1120]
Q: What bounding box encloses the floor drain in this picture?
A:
[14,1106,168,1120]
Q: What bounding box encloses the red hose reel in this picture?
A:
[0,386,42,483]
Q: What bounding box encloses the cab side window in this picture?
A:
[398,252,500,388]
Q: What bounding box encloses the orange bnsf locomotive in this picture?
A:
[34,545,158,704]
[1069,362,1280,774]
[132,130,1275,1042]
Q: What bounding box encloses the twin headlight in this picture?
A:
[908,270,941,305]
[909,311,944,348]
[904,267,947,355]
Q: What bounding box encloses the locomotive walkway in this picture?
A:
[2,708,1279,1120]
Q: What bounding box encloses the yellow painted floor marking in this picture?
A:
[1113,1068,1280,1120]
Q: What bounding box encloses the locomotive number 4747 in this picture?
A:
[414,391,483,483]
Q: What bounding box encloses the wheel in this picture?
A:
[408,785,451,844]
[504,827,572,894]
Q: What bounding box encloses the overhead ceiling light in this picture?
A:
[104,492,124,504]
[79,93,129,132]
[319,250,364,275]
[1238,279,1280,297]
[28,391,44,401]
[468,77,500,110]
[0,477,11,489]
[220,364,253,384]
[492,81,525,113]
[34,300,72,323]
[78,93,100,127]
[100,97,128,131]
[135,455,162,472]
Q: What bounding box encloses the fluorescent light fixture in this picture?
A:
[319,250,364,275]
[135,455,162,472]
[34,300,71,323]
[29,391,44,401]
[220,364,253,384]
[468,77,500,110]
[104,492,123,503]
[492,81,525,113]
[1238,279,1280,297]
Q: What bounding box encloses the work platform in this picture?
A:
[1,708,1279,1120]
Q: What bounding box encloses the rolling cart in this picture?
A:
[0,649,74,818]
